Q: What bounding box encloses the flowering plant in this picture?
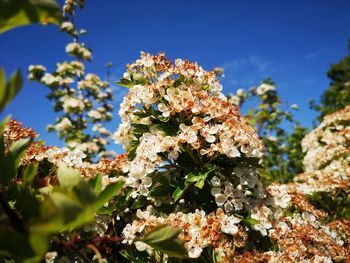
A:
[28,0,114,159]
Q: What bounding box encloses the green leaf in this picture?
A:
[74,180,97,204]
[23,162,39,186]
[172,187,186,202]
[149,175,171,198]
[57,164,81,189]
[143,225,181,244]
[0,115,11,135]
[148,238,187,258]
[0,138,30,185]
[94,181,124,209]
[120,249,152,263]
[89,173,103,195]
[0,69,23,112]
[142,225,187,259]
[28,233,49,260]
[0,0,62,34]
[116,78,134,88]
[157,115,170,122]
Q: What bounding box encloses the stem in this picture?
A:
[86,244,102,263]
[0,190,26,233]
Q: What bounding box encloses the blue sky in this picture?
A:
[1,0,350,150]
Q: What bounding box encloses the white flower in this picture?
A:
[291,104,299,110]
[158,103,171,117]
[65,42,80,53]
[215,194,227,206]
[55,117,72,131]
[188,246,202,258]
[28,64,46,72]
[256,83,275,95]
[251,206,272,236]
[41,73,60,85]
[236,88,245,97]
[61,21,74,32]
[268,185,291,208]
[210,176,221,187]
[62,97,85,112]
[45,251,58,263]
[220,215,241,235]
[88,110,103,119]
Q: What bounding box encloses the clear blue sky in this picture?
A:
[1,0,349,151]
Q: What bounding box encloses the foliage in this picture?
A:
[0,0,62,33]
[0,90,124,262]
[310,38,350,121]
[28,0,114,159]
[228,79,307,184]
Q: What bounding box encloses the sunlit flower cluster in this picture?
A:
[269,212,347,261]
[114,52,263,198]
[292,106,350,194]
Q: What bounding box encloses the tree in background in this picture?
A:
[310,38,350,121]
[227,79,307,184]
[28,0,114,160]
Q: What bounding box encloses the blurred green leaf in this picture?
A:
[116,78,134,88]
[89,173,102,195]
[0,0,62,34]
[22,162,39,186]
[143,225,181,243]
[94,181,124,209]
[0,69,23,113]
[57,164,81,189]
[142,225,186,258]
[0,115,11,135]
[0,138,30,185]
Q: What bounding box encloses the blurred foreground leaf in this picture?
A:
[0,68,23,113]
[142,225,187,258]
[0,0,62,34]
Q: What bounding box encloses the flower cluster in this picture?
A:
[114,52,263,199]
[294,105,350,194]
[210,166,265,212]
